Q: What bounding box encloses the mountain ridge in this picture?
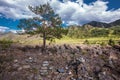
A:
[83,19,120,28]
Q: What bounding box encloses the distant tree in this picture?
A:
[111,26,120,36]
[90,28,109,37]
[67,26,91,38]
[18,3,63,51]
[108,39,115,46]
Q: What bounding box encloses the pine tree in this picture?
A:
[18,3,63,51]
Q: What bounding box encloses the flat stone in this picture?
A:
[78,57,85,63]
[40,69,48,73]
[57,68,65,73]
[22,65,30,69]
[37,75,42,80]
[41,66,48,70]
[68,71,72,74]
[25,59,33,63]
[18,67,22,71]
[40,69,48,76]
[40,72,48,76]
[65,66,69,70]
[13,64,19,68]
[14,59,18,63]
[70,77,76,80]
[42,63,49,66]
[76,78,82,80]
[29,57,32,60]
[43,61,49,64]
[49,66,54,70]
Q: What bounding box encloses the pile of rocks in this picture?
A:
[40,61,49,76]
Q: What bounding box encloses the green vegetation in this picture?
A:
[90,28,109,37]
[83,40,89,44]
[108,39,115,46]
[54,37,119,46]
[0,39,13,50]
[66,25,120,38]
[53,25,120,46]
[110,26,120,36]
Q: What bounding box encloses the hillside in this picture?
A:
[0,25,120,46]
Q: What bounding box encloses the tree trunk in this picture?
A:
[42,21,47,53]
[43,31,46,52]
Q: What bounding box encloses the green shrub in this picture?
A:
[83,40,89,44]
[108,39,115,46]
[90,28,109,37]
[111,26,120,36]
[0,39,13,50]
[118,40,120,45]
[100,42,106,46]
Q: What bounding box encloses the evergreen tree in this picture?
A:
[18,3,63,51]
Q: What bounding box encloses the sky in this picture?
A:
[0,0,120,33]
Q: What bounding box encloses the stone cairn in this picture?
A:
[40,61,49,76]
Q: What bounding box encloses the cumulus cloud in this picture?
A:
[0,26,9,32]
[0,0,120,25]
[55,0,120,25]
[0,26,24,33]
[9,29,17,33]
[0,0,50,19]
[9,29,23,33]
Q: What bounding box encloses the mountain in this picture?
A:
[83,19,120,28]
[110,19,120,26]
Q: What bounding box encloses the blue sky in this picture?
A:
[0,0,120,33]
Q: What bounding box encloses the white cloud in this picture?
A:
[9,29,26,33]
[54,0,120,25]
[9,29,17,33]
[0,0,49,19]
[0,0,120,25]
[0,26,9,32]
[0,26,19,33]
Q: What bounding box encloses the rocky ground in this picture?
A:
[0,44,120,80]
